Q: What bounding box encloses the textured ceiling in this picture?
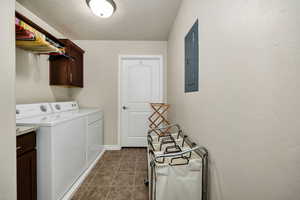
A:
[17,0,182,40]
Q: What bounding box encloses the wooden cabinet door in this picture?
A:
[17,150,37,200]
[50,57,70,86]
[49,39,84,87]
[69,48,83,87]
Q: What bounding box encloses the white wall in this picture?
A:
[15,2,71,104]
[71,40,167,145]
[0,0,16,199]
[167,0,300,200]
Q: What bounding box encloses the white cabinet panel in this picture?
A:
[87,117,104,166]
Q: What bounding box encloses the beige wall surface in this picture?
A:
[0,0,16,199]
[71,40,167,145]
[167,0,300,200]
[16,48,71,104]
[15,2,71,104]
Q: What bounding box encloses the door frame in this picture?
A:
[118,55,164,147]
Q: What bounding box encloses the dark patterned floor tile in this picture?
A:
[106,186,133,200]
[119,160,136,173]
[72,148,148,200]
[135,161,148,172]
[134,172,148,186]
[132,186,149,200]
[92,173,115,186]
[112,172,135,186]
[78,185,110,200]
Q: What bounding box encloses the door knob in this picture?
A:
[122,106,128,110]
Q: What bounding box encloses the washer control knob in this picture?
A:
[55,104,61,110]
[40,105,47,112]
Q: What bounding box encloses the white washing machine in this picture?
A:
[50,102,104,166]
[16,102,104,200]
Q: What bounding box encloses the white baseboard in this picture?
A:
[104,145,121,150]
[62,150,105,200]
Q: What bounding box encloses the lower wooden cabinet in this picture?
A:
[17,132,37,200]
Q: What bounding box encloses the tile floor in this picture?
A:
[72,148,149,200]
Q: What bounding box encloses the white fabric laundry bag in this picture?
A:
[153,157,202,200]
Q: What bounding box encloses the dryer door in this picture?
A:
[87,119,103,165]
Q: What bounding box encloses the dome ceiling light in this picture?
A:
[86,0,117,18]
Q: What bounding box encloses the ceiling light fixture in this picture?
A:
[86,0,116,18]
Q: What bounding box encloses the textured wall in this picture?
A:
[0,0,16,199]
[167,0,300,200]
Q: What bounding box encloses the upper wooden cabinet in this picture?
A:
[50,39,85,88]
[15,12,84,88]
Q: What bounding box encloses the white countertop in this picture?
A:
[16,126,38,137]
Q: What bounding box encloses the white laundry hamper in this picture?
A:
[147,124,208,200]
[153,155,202,200]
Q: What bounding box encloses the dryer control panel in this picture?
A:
[50,101,79,113]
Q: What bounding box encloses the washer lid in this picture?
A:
[16,111,83,126]
[16,103,52,120]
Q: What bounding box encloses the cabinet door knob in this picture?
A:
[17,146,22,150]
[122,106,128,110]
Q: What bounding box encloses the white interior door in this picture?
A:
[120,56,163,147]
